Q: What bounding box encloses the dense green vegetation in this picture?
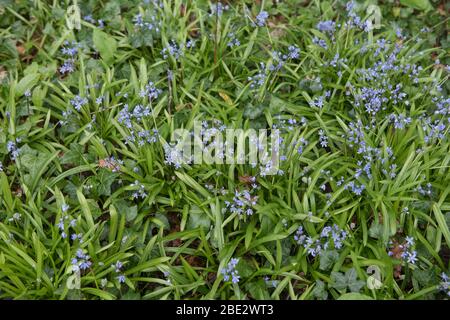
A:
[0,0,449,300]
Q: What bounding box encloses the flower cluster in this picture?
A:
[416,183,432,196]
[318,129,329,148]
[209,2,229,17]
[439,273,450,297]
[7,139,20,161]
[71,249,92,273]
[112,261,126,284]
[84,15,105,28]
[312,36,328,49]
[253,11,269,27]
[296,137,309,155]
[130,180,148,200]
[118,104,159,146]
[161,40,184,60]
[309,91,331,109]
[220,258,240,284]
[133,13,161,33]
[344,1,371,32]
[248,62,267,89]
[224,184,258,216]
[70,95,88,112]
[388,113,412,129]
[316,20,336,37]
[59,41,81,75]
[140,81,162,101]
[163,142,187,169]
[388,236,418,265]
[295,223,348,257]
[269,45,301,71]
[57,204,82,241]
[227,32,240,48]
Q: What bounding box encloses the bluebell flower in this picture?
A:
[209,3,229,17]
[70,95,88,112]
[140,81,162,100]
[6,140,20,160]
[227,32,240,48]
[316,20,336,36]
[133,13,161,33]
[161,41,184,60]
[439,273,450,296]
[186,39,196,49]
[253,11,269,27]
[117,274,126,283]
[318,130,329,148]
[59,59,75,74]
[248,62,267,89]
[312,37,327,49]
[221,258,240,283]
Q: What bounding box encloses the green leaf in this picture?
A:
[245,279,270,299]
[187,208,211,230]
[400,0,433,11]
[330,271,348,291]
[115,200,138,222]
[93,29,117,64]
[331,268,365,293]
[61,143,85,165]
[15,73,40,97]
[95,169,118,196]
[311,280,328,300]
[319,250,339,270]
[432,203,450,248]
[338,293,374,300]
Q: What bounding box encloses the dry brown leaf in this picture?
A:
[218,91,233,106]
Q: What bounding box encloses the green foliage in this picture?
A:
[0,0,448,300]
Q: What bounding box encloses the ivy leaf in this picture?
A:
[114,199,138,222]
[331,268,366,293]
[243,102,263,120]
[187,207,211,230]
[16,73,40,97]
[338,293,373,300]
[330,271,348,291]
[245,279,270,299]
[235,258,254,277]
[19,145,52,189]
[312,280,328,300]
[346,268,366,293]
[269,95,286,113]
[319,250,339,270]
[93,29,117,64]
[400,0,433,11]
[369,222,383,239]
[61,143,85,165]
[96,169,118,196]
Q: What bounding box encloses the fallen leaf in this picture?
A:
[219,91,233,106]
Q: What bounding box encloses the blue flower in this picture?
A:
[316,20,336,36]
[70,95,88,112]
[117,274,126,284]
[221,258,240,284]
[227,32,240,48]
[161,41,184,60]
[253,11,269,27]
